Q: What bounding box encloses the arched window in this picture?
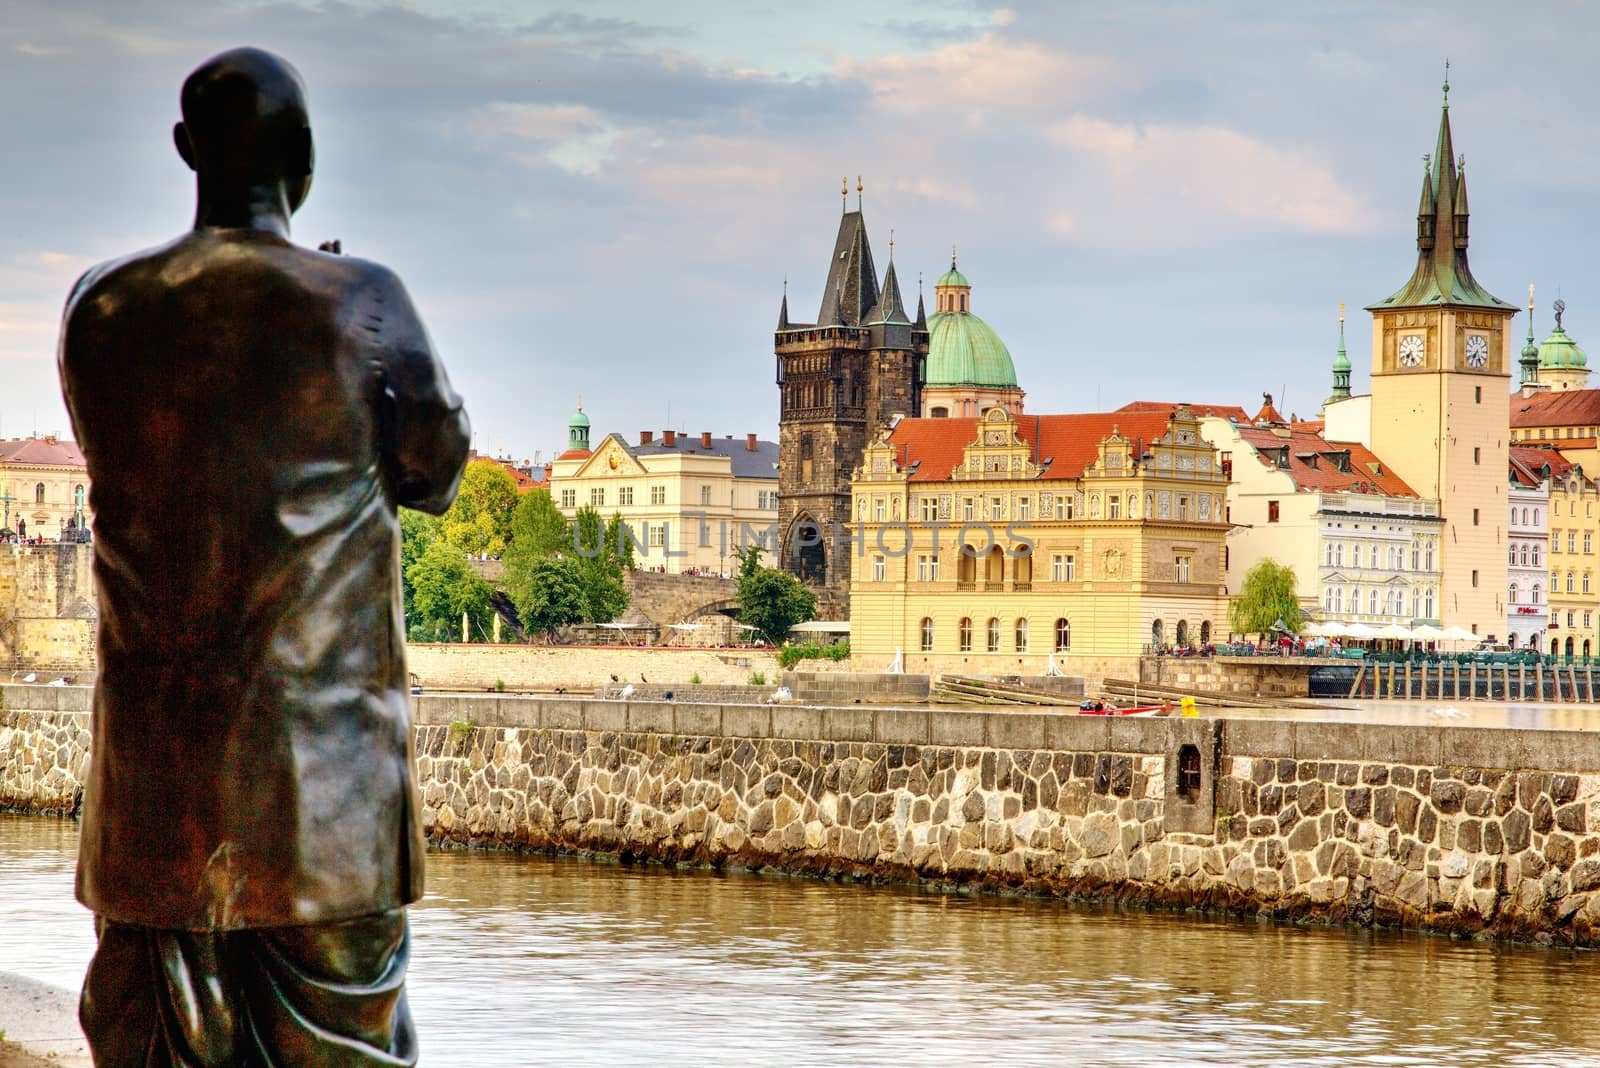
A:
[1566,636,1575,658]
[1510,584,1519,604]
[1424,588,1435,618]
[985,545,1004,586]
[1151,619,1164,648]
[958,617,973,652]
[1585,573,1592,595]
[1014,618,1029,652]
[1175,620,1189,647]
[986,617,1000,652]
[1014,547,1032,588]
[1533,544,1541,566]
[1533,583,1542,604]
[34,483,45,504]
[1551,637,1561,657]
[1521,544,1530,567]
[1200,620,1211,645]
[1055,618,1071,652]
[1369,589,1379,615]
[1568,571,1576,593]
[920,617,934,652]
[1424,541,1435,570]
[958,548,976,586]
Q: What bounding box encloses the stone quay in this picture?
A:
[7,682,1600,945]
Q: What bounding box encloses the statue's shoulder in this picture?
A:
[62,235,191,326]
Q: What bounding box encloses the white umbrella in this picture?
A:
[1410,624,1445,641]
[1439,625,1478,643]
[1342,623,1382,639]
[1377,623,1416,640]
[1301,621,1338,638]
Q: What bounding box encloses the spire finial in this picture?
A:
[1339,302,1345,331]
[856,175,863,211]
[951,244,957,269]
[1423,153,1431,173]
[841,176,847,213]
[888,228,894,261]
[1442,58,1450,108]
[1529,283,1535,315]
[1555,298,1567,331]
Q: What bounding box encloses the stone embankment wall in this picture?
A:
[405,645,779,692]
[10,682,1600,945]
[0,544,97,674]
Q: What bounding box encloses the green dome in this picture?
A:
[568,407,591,428]
[925,311,1017,389]
[1539,326,1587,370]
[936,265,969,288]
[1332,338,1351,373]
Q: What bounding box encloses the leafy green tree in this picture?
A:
[505,489,569,564]
[605,512,637,572]
[406,537,495,642]
[1228,559,1304,642]
[514,556,588,639]
[572,506,628,623]
[399,508,442,622]
[735,545,816,646]
[440,460,519,556]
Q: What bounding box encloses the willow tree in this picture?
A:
[1228,559,1304,642]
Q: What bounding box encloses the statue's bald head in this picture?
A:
[176,47,313,212]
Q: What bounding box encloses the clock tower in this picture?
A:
[1367,77,1516,636]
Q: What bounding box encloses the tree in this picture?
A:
[605,512,637,572]
[505,489,569,564]
[572,506,628,623]
[405,537,495,642]
[514,556,587,639]
[1228,559,1304,642]
[399,508,442,622]
[735,545,816,646]
[439,460,519,556]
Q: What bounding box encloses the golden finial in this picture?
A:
[888,228,894,259]
[1338,302,1345,324]
[1529,283,1536,314]
[856,175,863,211]
[951,244,957,268]
[841,176,848,212]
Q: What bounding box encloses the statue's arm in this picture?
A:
[366,267,470,515]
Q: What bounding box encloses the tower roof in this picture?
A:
[865,258,910,325]
[816,210,880,327]
[1368,87,1513,314]
[924,312,1016,389]
[1539,303,1587,370]
[936,252,969,288]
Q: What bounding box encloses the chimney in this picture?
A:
[640,430,653,445]
[663,430,677,447]
[746,433,758,451]
[701,431,713,449]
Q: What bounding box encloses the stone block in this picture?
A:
[929,711,987,748]
[625,702,674,735]
[580,700,628,733]
[721,705,772,741]
[1108,716,1167,755]
[1221,718,1292,759]
[540,700,588,731]
[1293,721,1362,763]
[770,705,825,741]
[1044,715,1109,754]
[872,709,929,746]
[988,713,1048,751]
[1440,728,1519,771]
[672,703,722,737]
[1367,727,1441,768]
[1521,730,1600,774]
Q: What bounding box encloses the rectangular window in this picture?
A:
[1052,553,1076,582]
[701,485,712,506]
[917,555,941,582]
[590,487,605,507]
[874,498,886,522]
[698,520,711,547]
[619,486,634,506]
[650,485,666,505]
[1587,612,1593,629]
[1571,532,1578,554]
[1175,555,1191,583]
[648,524,665,547]
[1267,500,1280,523]
[560,488,576,509]
[1018,497,1031,521]
[963,498,975,521]
[1588,533,1594,554]
[1554,530,1562,554]
[1108,495,1121,520]
[1056,496,1075,520]
[872,555,885,581]
[989,497,1003,521]
[921,497,938,522]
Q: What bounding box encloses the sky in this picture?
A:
[2,0,1598,462]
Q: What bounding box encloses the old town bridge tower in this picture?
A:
[775,196,926,611]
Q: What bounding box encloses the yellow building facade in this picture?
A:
[1366,91,1515,638]
[1546,468,1600,658]
[848,405,1230,675]
[0,436,91,542]
[548,420,780,576]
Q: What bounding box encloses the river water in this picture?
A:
[4,815,1600,1066]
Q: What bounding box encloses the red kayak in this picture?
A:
[1078,700,1171,716]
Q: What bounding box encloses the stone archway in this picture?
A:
[782,513,828,586]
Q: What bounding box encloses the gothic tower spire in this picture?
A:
[1520,284,1541,387]
[1329,303,1352,403]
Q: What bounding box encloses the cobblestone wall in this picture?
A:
[9,683,1600,945]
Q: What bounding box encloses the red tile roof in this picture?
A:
[554,448,592,462]
[1510,389,1600,428]
[1510,446,1574,487]
[887,411,1178,482]
[1116,400,1250,423]
[0,437,86,467]
[1234,426,1419,497]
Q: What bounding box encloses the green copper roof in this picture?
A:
[569,408,591,429]
[1539,325,1587,370]
[1367,101,1513,314]
[924,311,1016,389]
[936,258,969,288]
[1332,334,1351,373]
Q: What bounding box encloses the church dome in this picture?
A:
[1539,324,1587,370]
[925,311,1017,389]
[568,407,591,429]
[936,264,969,288]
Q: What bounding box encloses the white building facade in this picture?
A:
[1507,456,1552,649]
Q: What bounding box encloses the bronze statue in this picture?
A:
[57,47,469,1065]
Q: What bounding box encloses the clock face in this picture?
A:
[1398,335,1426,367]
[1464,334,1490,368]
